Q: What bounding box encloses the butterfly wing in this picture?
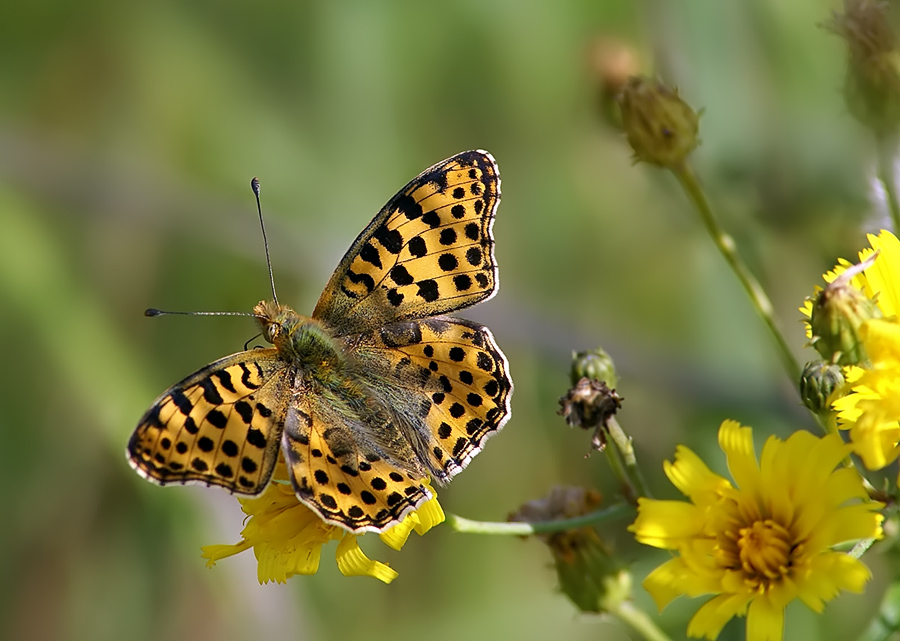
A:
[128,349,289,495]
[280,371,434,533]
[348,316,513,484]
[312,150,501,336]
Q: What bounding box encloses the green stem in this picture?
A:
[606,416,651,501]
[606,599,673,641]
[876,137,900,232]
[445,503,634,535]
[850,537,877,559]
[673,163,801,383]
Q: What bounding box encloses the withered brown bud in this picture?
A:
[559,378,622,431]
[510,487,630,613]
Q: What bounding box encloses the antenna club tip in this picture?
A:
[145,308,162,317]
[251,177,260,195]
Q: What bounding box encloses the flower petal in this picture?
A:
[794,552,872,613]
[642,556,719,610]
[865,230,900,316]
[687,593,750,640]
[719,420,759,494]
[746,596,784,641]
[335,535,398,584]
[664,444,731,504]
[629,499,705,548]
[379,487,445,550]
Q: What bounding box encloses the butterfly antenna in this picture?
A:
[251,177,278,305]
[145,308,264,319]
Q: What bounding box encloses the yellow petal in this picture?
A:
[687,593,750,640]
[200,541,251,567]
[335,534,398,584]
[664,446,731,505]
[412,493,445,534]
[719,420,760,494]
[795,552,872,613]
[379,491,444,551]
[865,230,900,316]
[642,557,691,610]
[629,499,705,548]
[746,596,784,641]
[861,318,900,364]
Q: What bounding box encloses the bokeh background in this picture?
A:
[1,1,893,640]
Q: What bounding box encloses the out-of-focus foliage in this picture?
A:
[0,1,889,640]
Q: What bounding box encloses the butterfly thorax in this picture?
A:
[254,300,348,386]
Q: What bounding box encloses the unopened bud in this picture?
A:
[824,0,900,135]
[618,76,700,168]
[570,348,618,388]
[799,361,846,414]
[809,256,882,365]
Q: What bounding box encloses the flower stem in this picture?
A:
[876,136,900,232]
[445,503,633,535]
[605,599,674,641]
[606,416,651,502]
[849,537,877,559]
[672,163,801,383]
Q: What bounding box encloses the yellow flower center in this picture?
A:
[735,519,792,586]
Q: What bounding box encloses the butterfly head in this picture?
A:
[254,299,344,369]
[254,300,303,347]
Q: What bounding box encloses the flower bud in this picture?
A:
[824,0,900,135]
[510,487,629,613]
[559,378,622,432]
[570,348,618,387]
[587,37,641,129]
[809,263,883,365]
[799,360,846,414]
[618,76,700,168]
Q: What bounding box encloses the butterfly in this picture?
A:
[128,150,513,533]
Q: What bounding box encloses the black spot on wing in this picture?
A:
[417,280,439,302]
[214,369,236,394]
[396,194,423,220]
[347,270,376,294]
[359,242,382,269]
[408,236,427,257]
[374,224,403,254]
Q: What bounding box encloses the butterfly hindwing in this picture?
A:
[128,350,288,494]
[280,382,433,533]
[312,150,501,336]
[348,316,513,483]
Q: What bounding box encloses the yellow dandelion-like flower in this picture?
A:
[629,420,883,641]
[201,458,444,584]
[802,230,900,475]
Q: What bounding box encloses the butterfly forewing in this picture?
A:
[128,350,288,494]
[312,150,501,336]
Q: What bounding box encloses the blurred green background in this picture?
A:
[0,1,892,640]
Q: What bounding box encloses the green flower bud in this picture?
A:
[799,361,846,414]
[824,0,900,135]
[809,264,883,366]
[570,348,618,387]
[618,76,700,168]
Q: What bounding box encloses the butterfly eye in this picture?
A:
[264,323,279,343]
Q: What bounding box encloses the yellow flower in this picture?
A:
[630,420,883,641]
[832,319,900,470]
[201,459,444,584]
[802,230,900,474]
